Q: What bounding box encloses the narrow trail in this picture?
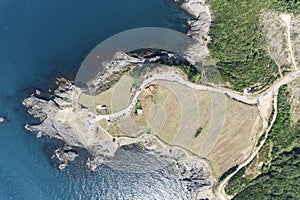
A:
[90,67,300,200]
[96,68,300,122]
[216,13,297,200]
[280,14,298,70]
[216,90,279,200]
[84,11,300,200]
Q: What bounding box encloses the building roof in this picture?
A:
[137,109,143,115]
[149,85,155,92]
[146,85,156,94]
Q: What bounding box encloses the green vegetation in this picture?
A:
[225,167,250,195]
[136,101,142,110]
[178,65,201,83]
[219,165,238,182]
[267,0,300,14]
[207,0,279,91]
[224,85,300,199]
[130,64,157,87]
[194,127,203,138]
[130,64,201,87]
[133,101,142,114]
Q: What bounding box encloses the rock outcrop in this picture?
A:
[80,52,144,95]
[22,0,216,198]
[177,0,212,65]
[23,79,85,147]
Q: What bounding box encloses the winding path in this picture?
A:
[96,69,300,121]
[91,12,300,198]
[216,13,299,200]
[92,67,300,200]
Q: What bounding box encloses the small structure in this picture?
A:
[243,88,251,95]
[107,119,113,126]
[145,85,156,94]
[137,109,143,115]
[96,105,107,115]
[131,88,138,96]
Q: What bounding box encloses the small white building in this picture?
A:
[96,105,107,115]
[137,109,143,115]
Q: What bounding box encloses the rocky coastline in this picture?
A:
[22,0,216,198]
[77,0,212,95]
[23,76,216,197]
[177,0,211,64]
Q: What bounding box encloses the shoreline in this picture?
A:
[22,0,217,198]
[175,0,212,65]
[23,77,216,199]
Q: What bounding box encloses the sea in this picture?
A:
[0,0,194,199]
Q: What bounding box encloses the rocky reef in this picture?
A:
[52,146,79,170]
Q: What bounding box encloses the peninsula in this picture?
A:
[23,0,300,199]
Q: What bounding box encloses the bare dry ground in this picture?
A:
[111,74,133,112]
[79,87,114,112]
[288,76,300,123]
[149,104,167,133]
[156,80,200,148]
[291,15,300,67]
[206,99,262,177]
[118,116,146,137]
[261,11,291,74]
[188,90,212,154]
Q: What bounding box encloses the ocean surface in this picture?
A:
[0,0,194,199]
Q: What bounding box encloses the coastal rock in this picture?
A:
[174,0,212,65]
[83,52,144,95]
[23,77,216,198]
[179,0,207,18]
[22,0,216,196]
[23,79,86,147]
[55,146,79,163]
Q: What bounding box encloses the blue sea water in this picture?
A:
[0,1,192,199]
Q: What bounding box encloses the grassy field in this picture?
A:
[149,104,167,133]
[188,90,212,154]
[207,0,279,91]
[156,81,201,148]
[111,74,133,112]
[79,86,114,113]
[156,87,181,143]
[206,97,261,177]
[133,85,181,143]
[118,116,145,137]
[225,85,300,199]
